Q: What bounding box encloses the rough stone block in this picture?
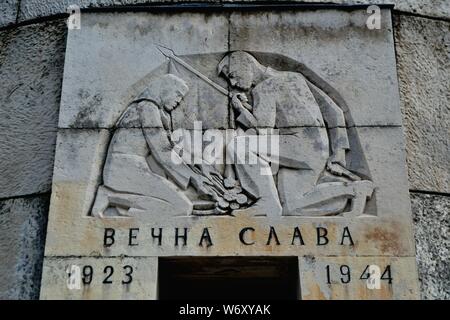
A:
[0,0,18,27]
[0,195,49,299]
[385,0,450,18]
[347,127,413,219]
[52,129,111,217]
[394,14,450,193]
[42,126,416,258]
[17,1,450,23]
[230,9,403,127]
[41,9,419,299]
[58,12,228,129]
[40,257,158,299]
[299,256,419,299]
[0,20,67,198]
[411,193,450,300]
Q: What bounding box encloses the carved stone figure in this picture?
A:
[217,51,374,217]
[91,74,226,217]
[90,49,375,218]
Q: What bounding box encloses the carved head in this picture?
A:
[137,74,189,112]
[218,51,265,91]
[158,74,189,112]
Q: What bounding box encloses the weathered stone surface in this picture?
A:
[383,0,450,18]
[41,9,419,299]
[230,9,403,127]
[60,9,406,129]
[0,20,67,198]
[58,12,228,129]
[410,193,450,300]
[0,195,49,300]
[394,15,450,193]
[52,129,111,217]
[299,256,419,299]
[19,0,164,21]
[43,126,415,258]
[347,127,413,219]
[0,0,17,27]
[41,257,158,299]
[17,1,450,23]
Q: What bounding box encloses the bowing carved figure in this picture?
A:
[217,51,374,217]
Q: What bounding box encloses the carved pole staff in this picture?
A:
[156,45,253,111]
[157,46,254,210]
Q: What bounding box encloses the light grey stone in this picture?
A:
[411,192,450,300]
[58,44,387,219]
[170,53,230,130]
[41,9,418,299]
[0,20,67,198]
[217,50,375,217]
[41,257,158,299]
[0,195,49,300]
[58,12,228,129]
[394,15,450,194]
[230,9,404,127]
[0,0,17,27]
[17,1,450,22]
[52,129,111,218]
[92,124,195,217]
[346,126,414,219]
[49,126,411,220]
[19,0,165,22]
[52,11,414,219]
[299,256,419,299]
[387,0,450,18]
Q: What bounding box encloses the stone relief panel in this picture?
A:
[90,49,375,219]
[40,8,419,300]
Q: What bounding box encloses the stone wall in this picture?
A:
[393,12,450,299]
[0,1,448,299]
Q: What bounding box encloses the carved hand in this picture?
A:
[200,163,223,181]
[190,173,216,198]
[231,92,248,113]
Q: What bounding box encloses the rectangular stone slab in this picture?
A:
[41,7,419,300]
[44,215,415,257]
[230,9,403,127]
[298,256,419,299]
[58,12,229,129]
[40,257,158,300]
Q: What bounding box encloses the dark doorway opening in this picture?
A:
[158,257,299,300]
